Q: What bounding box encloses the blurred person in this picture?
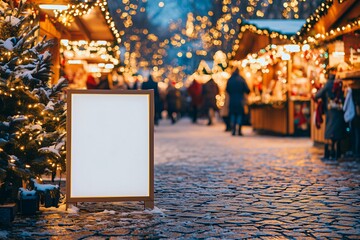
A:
[130,73,141,90]
[142,75,161,125]
[220,92,231,131]
[187,79,203,123]
[86,73,98,89]
[115,73,128,90]
[166,81,182,124]
[202,78,219,125]
[70,67,87,89]
[226,67,250,136]
[97,75,111,89]
[314,66,346,160]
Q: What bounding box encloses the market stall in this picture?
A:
[296,0,360,150]
[232,20,312,135]
[29,0,120,87]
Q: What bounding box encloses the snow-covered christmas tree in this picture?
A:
[0,0,67,203]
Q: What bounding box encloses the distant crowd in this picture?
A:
[65,67,250,136]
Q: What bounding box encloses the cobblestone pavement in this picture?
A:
[3,118,360,239]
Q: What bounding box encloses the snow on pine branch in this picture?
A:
[32,87,51,101]
[31,179,59,192]
[52,77,68,93]
[15,51,52,84]
[5,16,20,26]
[39,143,63,158]
[25,124,42,132]
[45,101,55,111]
[14,25,40,50]
[10,115,28,123]
[0,37,17,51]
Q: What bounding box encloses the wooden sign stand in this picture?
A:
[66,90,154,210]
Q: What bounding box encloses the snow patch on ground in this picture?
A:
[0,231,8,239]
[20,231,32,237]
[338,187,352,192]
[144,206,167,216]
[67,205,79,214]
[102,209,116,214]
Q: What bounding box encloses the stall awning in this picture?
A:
[296,0,360,43]
[61,6,114,41]
[233,20,305,60]
[31,0,114,42]
[246,20,305,35]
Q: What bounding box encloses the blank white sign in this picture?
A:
[70,93,150,198]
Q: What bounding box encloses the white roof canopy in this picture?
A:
[245,19,306,35]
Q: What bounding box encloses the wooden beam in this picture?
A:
[39,15,61,38]
[74,17,91,41]
[313,0,358,35]
[331,1,360,29]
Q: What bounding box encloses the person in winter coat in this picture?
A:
[97,75,111,89]
[202,78,219,125]
[141,75,161,125]
[226,68,250,136]
[187,79,202,123]
[220,92,231,131]
[314,67,346,160]
[86,74,98,89]
[166,82,182,124]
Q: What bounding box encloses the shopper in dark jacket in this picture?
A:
[141,75,161,125]
[202,78,219,125]
[315,68,346,159]
[166,82,181,124]
[187,79,202,123]
[226,68,250,136]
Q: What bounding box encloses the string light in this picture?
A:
[295,0,348,42]
[298,17,360,45]
[52,0,121,44]
[230,23,290,57]
[60,40,120,67]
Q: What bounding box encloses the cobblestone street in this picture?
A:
[3,119,360,239]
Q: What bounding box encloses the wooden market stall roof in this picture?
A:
[296,0,360,43]
[28,0,118,82]
[30,0,115,41]
[232,20,305,60]
[60,6,114,41]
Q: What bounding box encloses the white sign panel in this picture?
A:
[66,90,154,206]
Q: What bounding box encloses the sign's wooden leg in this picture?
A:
[144,200,154,210]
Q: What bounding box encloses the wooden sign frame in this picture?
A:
[66,90,154,209]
